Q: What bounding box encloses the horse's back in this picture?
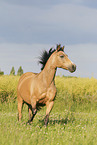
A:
[18,72,37,84]
[18,72,37,88]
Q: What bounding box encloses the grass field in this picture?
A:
[0,75,97,145]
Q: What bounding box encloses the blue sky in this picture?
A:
[0,0,97,78]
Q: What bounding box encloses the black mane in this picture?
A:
[39,48,56,70]
[39,45,64,70]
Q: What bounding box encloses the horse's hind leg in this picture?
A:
[17,95,23,121]
[28,104,32,121]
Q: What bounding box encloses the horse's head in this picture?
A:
[52,45,76,73]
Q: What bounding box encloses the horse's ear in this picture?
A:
[57,44,61,51]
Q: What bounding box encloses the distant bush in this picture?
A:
[0,75,19,103]
[0,71,4,75]
[55,76,97,105]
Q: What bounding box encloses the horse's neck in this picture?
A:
[40,57,56,88]
[43,66,56,85]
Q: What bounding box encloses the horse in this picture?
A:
[17,44,76,126]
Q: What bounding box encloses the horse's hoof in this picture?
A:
[26,121,32,125]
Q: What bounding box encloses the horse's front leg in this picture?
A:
[27,99,37,124]
[44,101,54,126]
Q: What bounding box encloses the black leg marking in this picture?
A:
[44,114,49,126]
[27,109,37,124]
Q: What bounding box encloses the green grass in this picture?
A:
[0,76,97,145]
[0,101,97,145]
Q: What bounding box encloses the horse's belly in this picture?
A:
[36,92,47,105]
[39,96,48,103]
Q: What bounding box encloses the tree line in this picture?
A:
[10,66,23,76]
[0,66,24,76]
[0,68,4,75]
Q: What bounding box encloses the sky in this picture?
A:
[0,0,97,78]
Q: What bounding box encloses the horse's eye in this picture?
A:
[60,55,64,58]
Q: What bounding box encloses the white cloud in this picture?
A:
[0,1,97,44]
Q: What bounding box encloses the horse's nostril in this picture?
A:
[72,64,76,71]
[72,65,74,70]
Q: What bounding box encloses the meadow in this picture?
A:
[0,75,97,145]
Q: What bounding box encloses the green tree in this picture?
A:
[0,68,4,75]
[10,67,15,75]
[17,66,23,76]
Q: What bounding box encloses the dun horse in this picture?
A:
[17,44,76,126]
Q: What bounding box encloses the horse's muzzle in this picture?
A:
[69,64,76,73]
[72,64,76,72]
